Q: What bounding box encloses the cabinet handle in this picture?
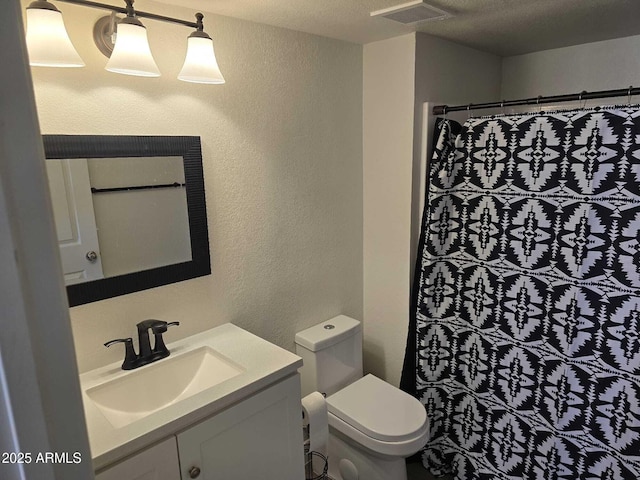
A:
[189,466,201,478]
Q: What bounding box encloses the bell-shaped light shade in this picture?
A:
[178,36,225,84]
[106,22,160,77]
[26,7,84,67]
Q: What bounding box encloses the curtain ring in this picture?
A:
[442,105,448,117]
[537,95,542,113]
[501,100,505,115]
[579,90,587,109]
[467,103,472,119]
[628,86,633,105]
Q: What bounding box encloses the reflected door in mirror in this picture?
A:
[46,158,105,284]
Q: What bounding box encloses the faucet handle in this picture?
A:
[104,337,139,370]
[151,321,180,358]
[150,320,180,334]
[105,338,132,348]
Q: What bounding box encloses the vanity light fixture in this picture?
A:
[24,0,225,83]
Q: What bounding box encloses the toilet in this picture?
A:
[295,315,428,480]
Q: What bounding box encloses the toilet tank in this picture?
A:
[295,315,363,397]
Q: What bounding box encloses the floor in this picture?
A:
[320,460,452,480]
[406,460,453,480]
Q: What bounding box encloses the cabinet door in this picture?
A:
[95,438,180,480]
[177,374,304,480]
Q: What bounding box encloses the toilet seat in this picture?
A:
[326,374,428,457]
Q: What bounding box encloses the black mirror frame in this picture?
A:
[43,135,211,307]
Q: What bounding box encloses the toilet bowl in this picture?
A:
[326,374,428,480]
[295,316,428,480]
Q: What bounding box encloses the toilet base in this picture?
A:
[327,429,407,480]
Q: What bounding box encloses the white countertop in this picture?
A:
[80,323,302,471]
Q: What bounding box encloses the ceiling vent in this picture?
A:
[371,1,451,24]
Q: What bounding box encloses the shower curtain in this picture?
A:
[402,106,640,479]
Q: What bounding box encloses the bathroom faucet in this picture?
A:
[104,320,180,370]
[137,319,180,362]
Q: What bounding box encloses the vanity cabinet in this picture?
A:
[177,373,303,479]
[95,374,304,480]
[95,437,180,480]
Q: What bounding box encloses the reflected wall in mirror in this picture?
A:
[43,136,210,306]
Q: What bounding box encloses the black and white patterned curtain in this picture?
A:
[404,107,640,479]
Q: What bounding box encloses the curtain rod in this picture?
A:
[432,86,640,115]
[91,182,185,194]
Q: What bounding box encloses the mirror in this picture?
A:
[43,135,210,306]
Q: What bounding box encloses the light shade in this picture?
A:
[178,35,225,84]
[26,5,84,67]
[106,21,160,77]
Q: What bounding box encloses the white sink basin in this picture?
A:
[85,346,243,428]
[81,323,303,470]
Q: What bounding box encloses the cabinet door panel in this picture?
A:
[177,375,304,480]
[95,438,180,480]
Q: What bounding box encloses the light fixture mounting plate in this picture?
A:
[93,14,117,57]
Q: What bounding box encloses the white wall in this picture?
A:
[27,0,363,373]
[502,34,640,98]
[363,33,501,387]
[362,34,416,385]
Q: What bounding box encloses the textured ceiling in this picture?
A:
[153,0,640,56]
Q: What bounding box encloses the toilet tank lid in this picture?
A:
[295,315,361,352]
